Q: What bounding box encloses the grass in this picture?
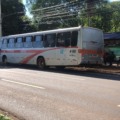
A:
[0,114,11,120]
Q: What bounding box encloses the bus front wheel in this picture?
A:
[37,57,46,69]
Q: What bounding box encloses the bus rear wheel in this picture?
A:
[37,57,46,69]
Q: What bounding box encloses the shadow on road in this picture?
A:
[0,64,120,81]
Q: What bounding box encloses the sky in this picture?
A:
[110,0,120,1]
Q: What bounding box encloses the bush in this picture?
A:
[0,114,11,120]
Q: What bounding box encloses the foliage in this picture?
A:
[0,114,11,120]
[80,3,112,31]
[81,1,120,32]
[1,0,36,36]
[1,0,25,36]
[110,1,120,32]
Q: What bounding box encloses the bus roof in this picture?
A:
[1,26,103,39]
[2,26,81,39]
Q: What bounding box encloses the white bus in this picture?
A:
[0,26,104,69]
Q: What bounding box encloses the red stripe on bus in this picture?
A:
[20,51,45,64]
[20,48,58,64]
[1,50,47,53]
[1,47,78,53]
[21,47,74,64]
[1,47,103,64]
[1,48,59,64]
[78,49,103,56]
[1,50,21,53]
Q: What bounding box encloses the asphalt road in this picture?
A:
[0,65,120,120]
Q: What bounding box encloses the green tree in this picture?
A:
[1,0,25,35]
[110,1,120,32]
[82,1,120,32]
[1,0,35,36]
[92,7,112,32]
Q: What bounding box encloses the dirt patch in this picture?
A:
[68,65,120,75]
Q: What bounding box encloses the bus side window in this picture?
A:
[63,32,71,47]
[24,36,32,48]
[56,33,65,47]
[16,37,23,48]
[71,31,78,46]
[33,35,43,48]
[2,39,7,49]
[8,38,15,48]
[45,34,56,47]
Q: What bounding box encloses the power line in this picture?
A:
[33,5,120,22]
[1,0,107,20]
[2,0,120,27]
[3,8,120,27]
[30,0,109,24]
[4,7,120,27]
[30,0,106,13]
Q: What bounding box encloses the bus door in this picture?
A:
[56,33,66,65]
[65,47,78,65]
[44,34,57,65]
[64,31,78,65]
[56,32,78,66]
[56,47,66,65]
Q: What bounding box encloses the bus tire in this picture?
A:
[37,57,46,69]
[2,56,7,65]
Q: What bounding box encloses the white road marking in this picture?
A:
[1,79,45,90]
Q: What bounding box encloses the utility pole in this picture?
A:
[0,0,2,37]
